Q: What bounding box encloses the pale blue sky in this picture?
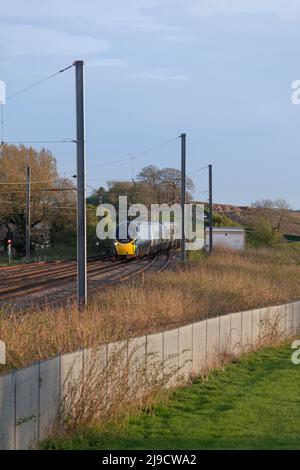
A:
[1,0,300,206]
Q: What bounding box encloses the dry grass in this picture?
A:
[53,303,288,441]
[1,246,300,373]
[53,343,175,439]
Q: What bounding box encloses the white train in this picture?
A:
[114,221,180,258]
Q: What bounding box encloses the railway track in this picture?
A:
[0,251,171,314]
[0,253,108,272]
[0,258,125,296]
[0,255,112,280]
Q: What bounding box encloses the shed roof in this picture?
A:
[205,226,245,232]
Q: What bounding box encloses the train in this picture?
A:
[114,221,180,258]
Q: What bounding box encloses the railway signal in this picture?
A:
[7,239,12,263]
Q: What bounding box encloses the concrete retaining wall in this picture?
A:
[0,300,299,449]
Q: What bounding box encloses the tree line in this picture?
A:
[87,165,194,207]
[0,146,195,258]
[0,144,78,256]
[2,145,292,257]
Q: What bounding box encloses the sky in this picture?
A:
[1,0,300,207]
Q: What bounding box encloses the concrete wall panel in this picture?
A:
[259,307,272,343]
[128,336,147,388]
[206,317,220,364]
[178,325,193,379]
[0,372,15,450]
[286,303,294,337]
[107,340,128,375]
[220,315,231,355]
[146,333,163,380]
[39,356,60,441]
[192,320,207,374]
[252,308,261,345]
[128,336,146,368]
[107,340,128,399]
[241,310,252,353]
[163,328,179,385]
[82,345,107,406]
[271,304,286,338]
[15,364,39,450]
[84,345,107,377]
[278,304,287,336]
[231,312,242,355]
[292,301,300,334]
[60,350,84,402]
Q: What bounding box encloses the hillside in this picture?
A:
[205,203,300,237]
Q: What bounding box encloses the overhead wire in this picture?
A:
[1,63,74,159]
[87,135,179,170]
[187,165,210,178]
[1,66,193,215]
[0,188,76,194]
[0,63,93,223]
[3,139,76,145]
[0,179,60,185]
[6,64,74,102]
[0,202,77,209]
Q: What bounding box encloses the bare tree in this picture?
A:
[252,199,291,210]
[273,199,291,210]
[137,165,160,187]
[137,166,194,204]
[252,199,275,209]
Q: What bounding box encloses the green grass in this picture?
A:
[43,344,300,450]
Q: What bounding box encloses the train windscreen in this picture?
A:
[116,222,137,242]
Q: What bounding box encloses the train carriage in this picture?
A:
[114,221,180,258]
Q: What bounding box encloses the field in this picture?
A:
[2,246,300,372]
[43,344,300,450]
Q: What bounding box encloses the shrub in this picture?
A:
[247,218,283,246]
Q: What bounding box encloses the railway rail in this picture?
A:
[0,258,125,296]
[0,251,171,314]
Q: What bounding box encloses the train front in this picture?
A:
[114,222,137,257]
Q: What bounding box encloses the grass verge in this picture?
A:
[2,247,300,372]
[42,343,300,450]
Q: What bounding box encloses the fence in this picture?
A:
[1,300,300,449]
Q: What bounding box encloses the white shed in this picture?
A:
[205,226,245,251]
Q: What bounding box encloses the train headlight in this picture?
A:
[114,241,119,246]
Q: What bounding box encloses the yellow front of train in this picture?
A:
[114,239,136,257]
[114,221,139,257]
